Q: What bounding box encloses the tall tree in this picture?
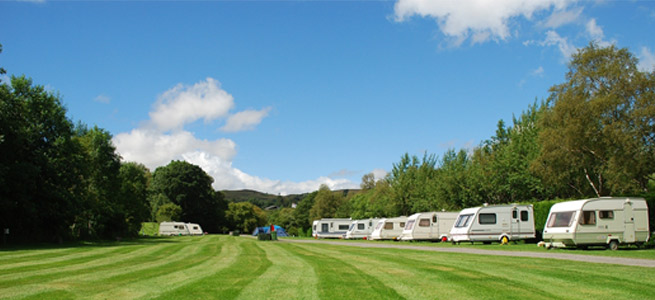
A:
[536,44,655,197]
[309,185,346,221]
[0,76,84,242]
[150,161,227,233]
[118,162,151,236]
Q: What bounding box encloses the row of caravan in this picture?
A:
[312,204,535,243]
[312,197,650,249]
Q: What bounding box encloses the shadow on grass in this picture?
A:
[0,235,190,252]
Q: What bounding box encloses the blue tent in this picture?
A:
[252,225,289,237]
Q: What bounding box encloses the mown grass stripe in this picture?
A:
[151,237,272,300]
[284,243,404,299]
[0,246,120,271]
[76,235,237,300]
[354,246,655,299]
[0,243,200,299]
[236,241,319,300]
[0,242,185,288]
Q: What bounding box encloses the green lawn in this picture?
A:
[1,235,654,299]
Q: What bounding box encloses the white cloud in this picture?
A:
[94,94,111,104]
[183,151,357,195]
[149,78,234,132]
[220,107,272,133]
[113,77,355,195]
[540,7,583,28]
[531,66,545,77]
[113,128,237,171]
[393,0,575,45]
[638,47,655,72]
[585,18,603,40]
[540,30,578,60]
[371,168,388,181]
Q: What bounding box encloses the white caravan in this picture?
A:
[450,204,535,244]
[399,212,459,242]
[345,218,380,240]
[186,223,204,235]
[370,217,408,240]
[159,222,190,236]
[542,197,649,250]
[312,218,352,239]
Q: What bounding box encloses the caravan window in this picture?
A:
[546,211,575,228]
[338,224,349,230]
[454,214,473,228]
[432,215,437,223]
[579,211,596,225]
[419,218,430,227]
[375,222,383,230]
[357,223,365,230]
[384,222,394,230]
[512,210,518,219]
[405,220,415,230]
[349,223,356,231]
[479,213,496,225]
[399,222,406,228]
[599,211,614,219]
[520,211,529,222]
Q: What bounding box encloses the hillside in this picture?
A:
[221,189,362,209]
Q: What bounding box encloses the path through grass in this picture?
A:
[1,235,654,299]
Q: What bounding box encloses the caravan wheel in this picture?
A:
[608,240,619,251]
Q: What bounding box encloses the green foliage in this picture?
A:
[150,161,227,233]
[0,76,82,242]
[138,222,159,236]
[156,202,182,223]
[309,185,346,221]
[536,43,655,197]
[226,202,267,233]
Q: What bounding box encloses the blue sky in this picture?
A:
[2,0,654,195]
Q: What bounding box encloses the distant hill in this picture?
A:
[221,189,362,209]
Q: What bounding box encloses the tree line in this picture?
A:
[1,43,653,242]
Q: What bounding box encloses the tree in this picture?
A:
[360,173,376,190]
[150,161,227,233]
[225,202,267,233]
[75,126,123,239]
[118,162,151,236]
[536,44,655,197]
[309,185,346,221]
[156,203,182,223]
[0,76,84,242]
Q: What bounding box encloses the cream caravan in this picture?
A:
[312,218,352,239]
[399,212,458,242]
[369,217,408,240]
[345,218,380,240]
[450,204,535,244]
[543,197,649,250]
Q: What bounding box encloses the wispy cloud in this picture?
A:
[540,7,583,28]
[220,107,272,133]
[638,47,655,72]
[94,94,111,104]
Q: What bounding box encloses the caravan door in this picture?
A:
[510,208,520,240]
[624,201,636,243]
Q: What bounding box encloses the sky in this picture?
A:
[1,0,654,195]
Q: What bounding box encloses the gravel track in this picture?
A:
[279,238,655,268]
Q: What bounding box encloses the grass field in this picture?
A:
[1,235,655,299]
